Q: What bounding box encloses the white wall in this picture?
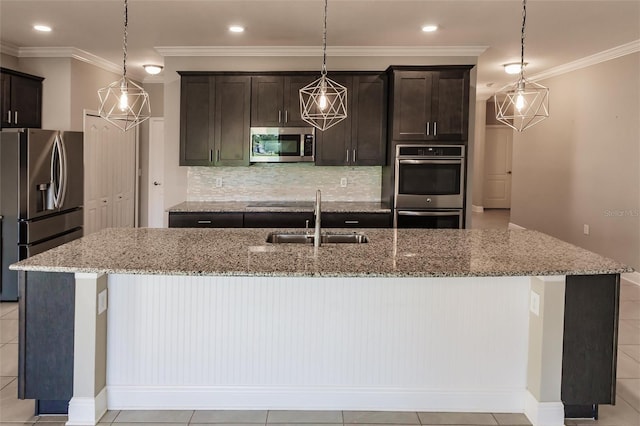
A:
[0,53,19,69]
[510,53,640,270]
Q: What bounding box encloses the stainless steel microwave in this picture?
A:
[249,127,315,163]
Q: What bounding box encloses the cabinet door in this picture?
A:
[251,76,284,126]
[433,69,469,141]
[322,212,391,228]
[392,71,434,140]
[180,76,215,165]
[11,74,42,128]
[168,212,244,228]
[244,212,314,228]
[352,74,387,165]
[1,72,11,128]
[283,75,314,126]
[314,75,353,166]
[214,76,251,166]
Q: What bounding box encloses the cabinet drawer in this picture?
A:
[168,212,243,228]
[322,212,391,228]
[244,212,314,228]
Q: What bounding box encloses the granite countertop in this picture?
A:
[167,201,391,213]
[11,227,632,278]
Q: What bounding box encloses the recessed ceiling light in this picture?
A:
[143,64,163,75]
[421,25,438,32]
[503,62,528,74]
[229,25,245,33]
[33,25,52,32]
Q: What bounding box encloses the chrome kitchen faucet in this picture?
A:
[314,189,321,247]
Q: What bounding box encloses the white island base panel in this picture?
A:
[95,274,562,418]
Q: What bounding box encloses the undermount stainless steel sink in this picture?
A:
[266,232,369,244]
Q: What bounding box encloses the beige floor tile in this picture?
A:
[620,301,640,320]
[492,413,531,425]
[100,410,121,423]
[620,282,640,301]
[0,319,19,344]
[0,380,36,423]
[108,423,187,426]
[618,320,640,345]
[191,410,267,423]
[0,303,18,318]
[0,423,35,426]
[113,411,194,423]
[620,345,640,363]
[575,394,640,426]
[617,378,640,410]
[617,350,640,379]
[344,411,419,425]
[267,411,342,424]
[417,412,497,425]
[0,343,18,376]
[1,307,19,320]
[37,415,68,422]
[470,209,511,229]
[1,376,16,390]
[193,424,269,426]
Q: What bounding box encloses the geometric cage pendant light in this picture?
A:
[98,0,150,132]
[493,0,549,132]
[299,0,348,132]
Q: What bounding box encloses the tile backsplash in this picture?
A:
[187,164,382,202]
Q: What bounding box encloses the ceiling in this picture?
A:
[1,0,639,99]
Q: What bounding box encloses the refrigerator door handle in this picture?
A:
[49,134,65,209]
[58,134,68,208]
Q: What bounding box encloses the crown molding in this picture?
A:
[528,39,640,82]
[2,46,145,81]
[155,45,488,58]
[0,43,20,57]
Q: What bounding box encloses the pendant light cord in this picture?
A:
[122,0,128,78]
[321,0,328,76]
[519,0,526,81]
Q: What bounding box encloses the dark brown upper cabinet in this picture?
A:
[179,73,251,166]
[1,68,43,129]
[250,75,313,127]
[389,66,471,142]
[315,73,387,166]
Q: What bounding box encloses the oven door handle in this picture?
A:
[397,210,461,217]
[397,159,463,165]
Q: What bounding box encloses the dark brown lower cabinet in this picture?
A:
[243,212,314,228]
[168,212,244,228]
[562,274,620,419]
[19,271,74,414]
[322,212,391,228]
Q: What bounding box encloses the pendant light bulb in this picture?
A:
[118,80,129,111]
[319,92,328,110]
[515,92,525,111]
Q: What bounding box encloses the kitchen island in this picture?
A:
[11,227,632,426]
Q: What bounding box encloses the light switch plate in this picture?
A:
[98,289,108,315]
[340,177,347,187]
[530,291,540,316]
[215,178,223,188]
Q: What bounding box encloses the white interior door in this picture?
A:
[84,112,137,235]
[148,118,165,228]
[483,126,513,209]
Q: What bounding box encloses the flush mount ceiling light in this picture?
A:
[33,25,52,32]
[299,0,347,132]
[421,25,438,32]
[494,0,549,132]
[98,0,150,132]
[503,62,528,75]
[229,25,245,33]
[143,64,163,75]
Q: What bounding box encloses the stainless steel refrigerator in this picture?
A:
[1,129,83,301]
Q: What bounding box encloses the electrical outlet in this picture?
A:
[530,291,540,316]
[340,177,347,188]
[583,224,590,235]
[98,289,108,315]
[215,178,223,188]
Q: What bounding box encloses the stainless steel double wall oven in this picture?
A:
[393,144,465,228]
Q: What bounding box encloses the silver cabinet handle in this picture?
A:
[278,110,282,123]
[345,220,359,224]
[434,121,437,136]
[346,149,349,163]
[284,110,288,123]
[197,220,212,224]
[7,111,11,124]
[209,150,213,163]
[14,111,18,124]
[426,122,430,136]
[353,149,356,163]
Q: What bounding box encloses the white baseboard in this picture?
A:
[471,205,484,213]
[508,222,526,230]
[107,386,525,412]
[622,271,640,286]
[523,391,565,426]
[66,387,107,426]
